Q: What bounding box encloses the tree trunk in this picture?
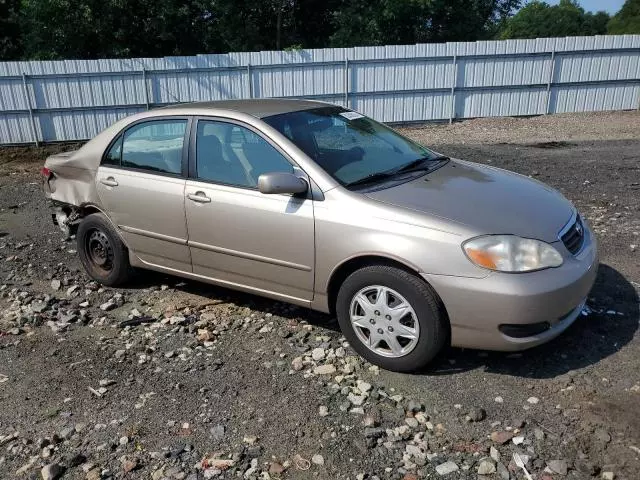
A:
[276,2,283,50]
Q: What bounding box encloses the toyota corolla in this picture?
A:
[42,100,598,371]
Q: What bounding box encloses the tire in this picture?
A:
[336,265,447,372]
[77,212,132,286]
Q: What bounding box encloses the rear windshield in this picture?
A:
[263,107,437,186]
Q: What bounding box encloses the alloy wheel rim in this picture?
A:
[349,285,420,358]
[86,229,114,273]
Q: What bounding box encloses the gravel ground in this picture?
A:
[399,110,640,146]
[0,112,639,480]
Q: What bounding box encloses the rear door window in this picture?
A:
[195,120,293,188]
[120,119,187,175]
[103,134,123,167]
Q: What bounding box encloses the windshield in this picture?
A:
[263,107,439,186]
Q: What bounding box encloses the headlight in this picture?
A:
[463,235,563,272]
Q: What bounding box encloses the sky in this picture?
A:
[544,0,625,14]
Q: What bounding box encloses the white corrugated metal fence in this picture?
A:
[0,35,639,144]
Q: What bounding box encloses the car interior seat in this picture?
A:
[197,133,248,186]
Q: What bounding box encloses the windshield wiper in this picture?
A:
[394,155,449,174]
[345,155,449,188]
[344,171,398,188]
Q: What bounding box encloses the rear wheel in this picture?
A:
[77,213,131,286]
[336,265,447,372]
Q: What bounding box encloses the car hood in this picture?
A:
[365,159,574,242]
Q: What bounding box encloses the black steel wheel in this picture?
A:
[85,229,114,274]
[77,213,132,286]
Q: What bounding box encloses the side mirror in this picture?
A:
[258,172,308,195]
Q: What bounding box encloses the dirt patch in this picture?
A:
[525,141,576,149]
[0,143,84,175]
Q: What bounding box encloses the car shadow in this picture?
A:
[423,263,639,379]
[124,269,341,331]
[126,264,637,379]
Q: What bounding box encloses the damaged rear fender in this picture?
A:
[44,150,102,206]
[50,202,129,249]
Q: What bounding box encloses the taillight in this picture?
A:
[41,167,51,178]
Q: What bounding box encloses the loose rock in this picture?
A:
[435,461,459,475]
[311,347,326,361]
[291,357,304,371]
[313,364,336,375]
[491,431,514,444]
[574,458,598,476]
[547,459,568,475]
[41,463,65,480]
[468,407,486,422]
[595,429,611,443]
[269,462,285,474]
[477,458,497,475]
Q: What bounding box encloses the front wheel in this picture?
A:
[77,212,132,286]
[335,265,447,372]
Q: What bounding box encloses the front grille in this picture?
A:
[561,215,585,255]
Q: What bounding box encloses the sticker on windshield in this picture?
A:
[340,111,365,120]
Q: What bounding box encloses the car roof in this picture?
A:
[159,99,333,118]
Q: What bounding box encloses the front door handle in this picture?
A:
[100,177,118,187]
[187,191,211,203]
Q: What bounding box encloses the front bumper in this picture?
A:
[422,226,598,351]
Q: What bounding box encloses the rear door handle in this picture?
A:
[187,191,211,203]
[100,177,118,187]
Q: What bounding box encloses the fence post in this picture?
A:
[545,49,556,114]
[142,68,150,110]
[344,58,349,109]
[449,55,457,124]
[21,73,39,146]
[247,64,253,99]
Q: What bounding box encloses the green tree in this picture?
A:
[206,0,294,52]
[428,0,522,42]
[330,0,521,47]
[500,0,609,39]
[21,0,98,59]
[0,0,22,59]
[17,0,625,61]
[608,0,640,34]
[107,0,222,57]
[586,11,612,34]
[212,0,344,52]
[19,0,225,60]
[330,0,429,47]
[290,0,346,48]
